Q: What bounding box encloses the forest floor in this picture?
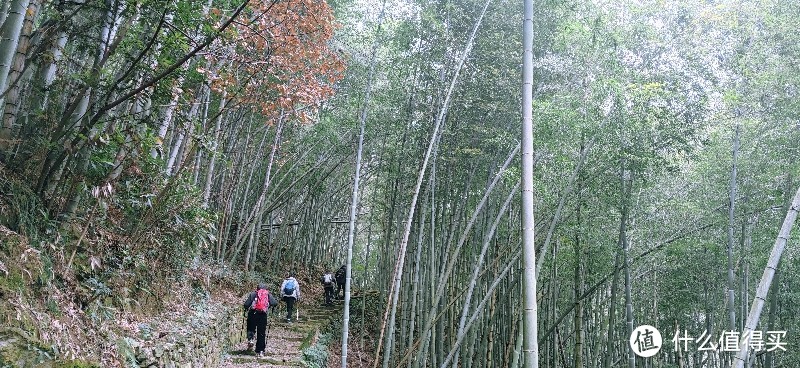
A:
[220,300,342,367]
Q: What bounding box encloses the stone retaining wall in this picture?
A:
[131,303,240,368]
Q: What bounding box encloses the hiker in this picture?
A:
[320,269,336,306]
[242,283,277,357]
[280,272,301,323]
[335,265,347,299]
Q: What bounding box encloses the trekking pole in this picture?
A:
[241,312,246,345]
[265,312,271,349]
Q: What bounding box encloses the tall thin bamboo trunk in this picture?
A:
[166,85,206,175]
[0,0,40,152]
[725,126,740,368]
[763,268,778,368]
[617,165,634,368]
[202,90,227,206]
[573,167,584,368]
[604,253,621,368]
[15,30,65,147]
[0,1,10,28]
[734,185,800,367]
[511,306,525,368]
[440,248,522,367]
[251,213,263,271]
[243,213,257,271]
[342,0,386,364]
[230,116,284,254]
[0,1,32,143]
[416,144,515,366]
[455,181,520,352]
[407,186,429,368]
[536,137,593,279]
[374,3,492,366]
[623,221,633,368]
[521,0,538,364]
[153,78,183,158]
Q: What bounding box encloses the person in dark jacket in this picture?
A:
[335,265,347,299]
[243,283,277,356]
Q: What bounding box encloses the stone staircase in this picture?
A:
[220,302,341,367]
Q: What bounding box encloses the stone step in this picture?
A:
[229,355,301,365]
[271,314,334,321]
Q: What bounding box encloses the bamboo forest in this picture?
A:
[0,0,799,367]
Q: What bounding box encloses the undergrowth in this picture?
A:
[319,291,383,368]
[302,332,333,368]
[0,163,250,367]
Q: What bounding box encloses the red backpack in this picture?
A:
[253,289,270,313]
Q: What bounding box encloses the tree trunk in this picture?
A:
[763,268,778,368]
[619,166,634,368]
[0,0,30,106]
[243,215,256,271]
[733,185,800,367]
[166,85,206,175]
[739,220,747,333]
[414,143,515,366]
[725,126,740,368]
[440,248,522,367]
[535,136,593,279]
[342,0,386,364]
[0,0,32,143]
[521,0,538,364]
[0,1,10,29]
[374,2,491,365]
[202,90,227,206]
[153,78,183,159]
[511,309,525,368]
[455,181,520,364]
[604,253,621,368]
[0,0,39,153]
[229,115,285,257]
[573,169,584,368]
[13,31,66,159]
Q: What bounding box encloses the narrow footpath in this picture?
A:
[220,302,341,368]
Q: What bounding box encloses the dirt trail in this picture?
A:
[220,301,341,367]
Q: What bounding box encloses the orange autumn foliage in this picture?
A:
[205,0,345,123]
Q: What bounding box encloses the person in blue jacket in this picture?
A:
[280,273,301,323]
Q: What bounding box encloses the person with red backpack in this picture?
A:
[242,283,277,356]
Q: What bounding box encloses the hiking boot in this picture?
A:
[258,351,265,358]
[247,340,254,351]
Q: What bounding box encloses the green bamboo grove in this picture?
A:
[1,0,799,367]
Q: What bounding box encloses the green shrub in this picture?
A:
[302,332,332,368]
